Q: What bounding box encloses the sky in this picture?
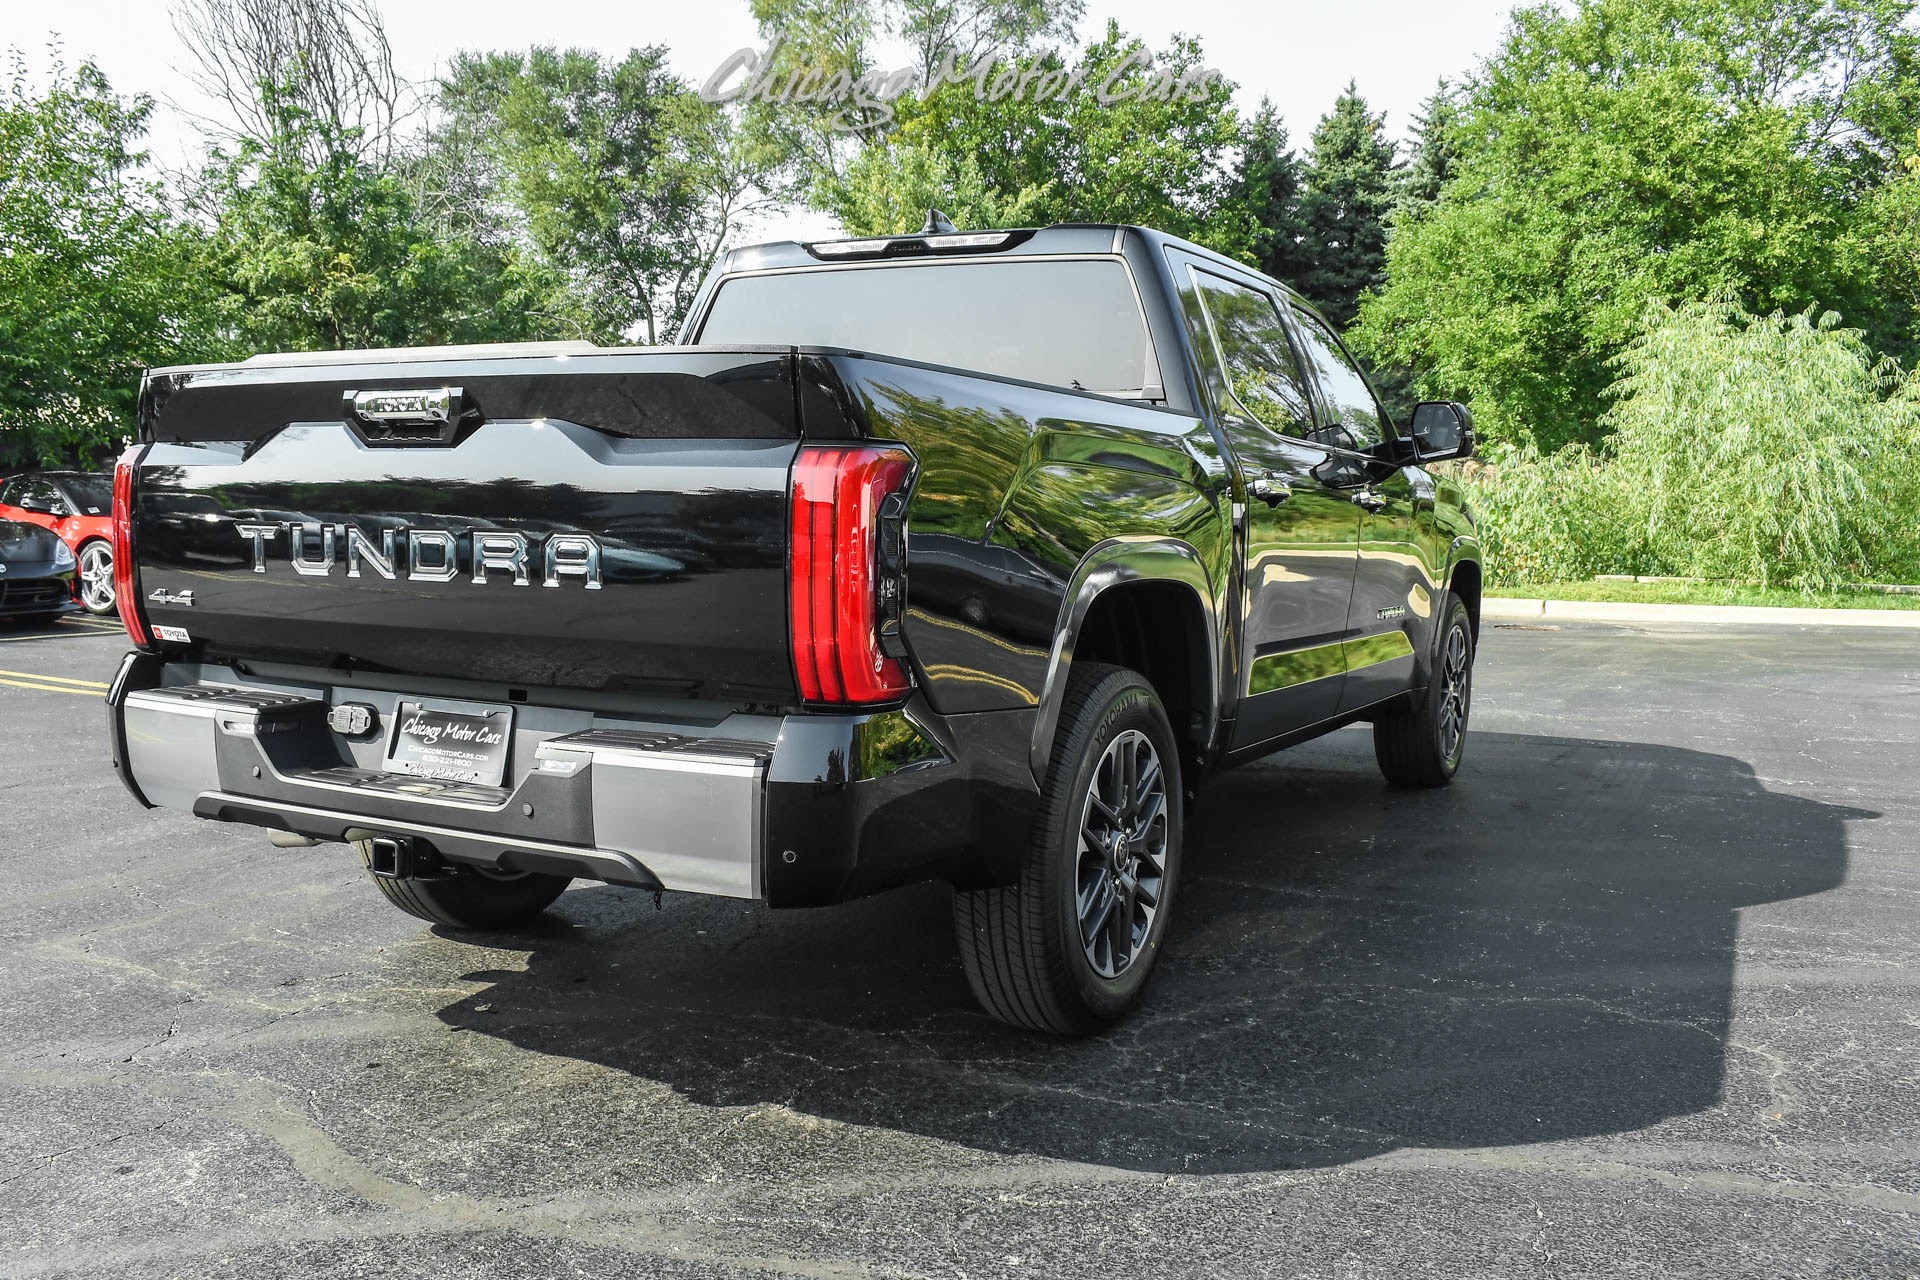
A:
[4,0,1521,242]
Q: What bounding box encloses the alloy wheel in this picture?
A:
[1075,728,1170,979]
[78,543,115,613]
[1437,624,1471,761]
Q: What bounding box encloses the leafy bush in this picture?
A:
[1461,447,1643,585]
[1467,298,1920,589]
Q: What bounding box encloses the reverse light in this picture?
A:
[789,445,916,704]
[111,453,152,649]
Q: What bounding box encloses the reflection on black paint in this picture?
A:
[136,427,797,698]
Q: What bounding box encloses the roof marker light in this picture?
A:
[922,232,1012,249]
[810,239,894,256]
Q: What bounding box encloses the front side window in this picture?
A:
[1288,306,1390,451]
[1187,270,1313,437]
[698,258,1157,399]
[21,479,65,513]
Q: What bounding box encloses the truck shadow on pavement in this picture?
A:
[437,729,1872,1174]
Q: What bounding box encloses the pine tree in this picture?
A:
[1235,99,1309,287]
[1296,82,1398,330]
[1400,80,1461,215]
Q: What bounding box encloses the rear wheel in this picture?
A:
[354,840,571,930]
[76,540,116,614]
[1373,595,1475,788]
[953,663,1182,1035]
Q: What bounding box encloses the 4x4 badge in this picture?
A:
[148,588,195,607]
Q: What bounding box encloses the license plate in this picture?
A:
[383,698,513,787]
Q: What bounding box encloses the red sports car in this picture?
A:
[0,471,118,615]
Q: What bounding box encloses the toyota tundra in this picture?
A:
[105,222,1483,1034]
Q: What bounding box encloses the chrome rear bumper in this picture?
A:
[118,676,771,898]
[105,653,1033,908]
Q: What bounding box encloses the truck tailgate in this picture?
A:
[132,349,805,700]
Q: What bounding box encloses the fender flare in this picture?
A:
[1027,536,1221,785]
[1442,534,1485,607]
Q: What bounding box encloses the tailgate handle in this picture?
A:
[343,387,472,446]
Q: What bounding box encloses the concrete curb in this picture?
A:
[1484,597,1920,629]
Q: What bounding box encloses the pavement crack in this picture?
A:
[0,1121,173,1189]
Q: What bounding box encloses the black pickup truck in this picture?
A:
[105,223,1483,1034]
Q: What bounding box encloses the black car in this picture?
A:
[0,520,80,624]
[0,471,117,614]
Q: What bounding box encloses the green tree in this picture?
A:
[0,57,213,467]
[825,23,1253,259]
[894,0,1086,87]
[829,140,1052,234]
[194,87,562,354]
[1354,0,1904,450]
[1601,299,1908,587]
[741,0,880,198]
[1398,80,1461,215]
[440,47,781,343]
[1842,127,1920,369]
[1293,83,1397,330]
[1235,99,1310,288]
[742,0,1083,198]
[1471,298,1920,588]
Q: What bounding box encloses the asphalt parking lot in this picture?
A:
[3,615,1916,1278]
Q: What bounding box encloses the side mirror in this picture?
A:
[1410,401,1475,462]
[15,494,54,515]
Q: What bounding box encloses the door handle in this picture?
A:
[1248,473,1292,507]
[1353,488,1388,513]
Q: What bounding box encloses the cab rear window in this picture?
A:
[697,259,1157,398]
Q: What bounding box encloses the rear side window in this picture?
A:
[1186,270,1314,436]
[61,475,111,512]
[697,259,1156,398]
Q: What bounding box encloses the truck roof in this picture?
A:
[715,223,1299,302]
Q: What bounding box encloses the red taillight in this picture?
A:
[112,454,151,649]
[790,445,915,704]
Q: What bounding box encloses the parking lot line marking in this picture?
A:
[0,669,111,689]
[0,676,102,697]
[0,626,119,642]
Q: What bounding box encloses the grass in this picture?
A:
[1487,580,1920,610]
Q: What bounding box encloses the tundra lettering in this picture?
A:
[234,522,605,588]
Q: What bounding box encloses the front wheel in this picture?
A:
[76,540,116,615]
[1373,594,1475,788]
[355,841,571,930]
[953,663,1182,1035]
